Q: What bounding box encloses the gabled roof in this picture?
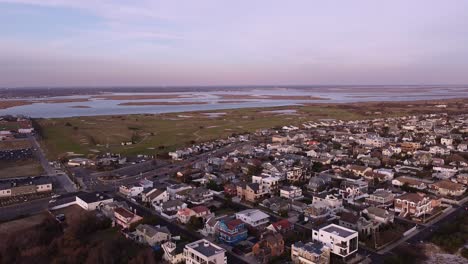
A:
[191,205,210,214]
[271,219,292,231]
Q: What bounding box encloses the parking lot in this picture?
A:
[0,191,52,207]
[0,148,34,160]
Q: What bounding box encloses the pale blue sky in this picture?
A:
[1,0,468,87]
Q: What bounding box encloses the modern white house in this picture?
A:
[312,224,358,258]
[235,209,270,228]
[184,239,227,264]
[252,175,280,193]
[279,185,303,200]
[119,185,144,197]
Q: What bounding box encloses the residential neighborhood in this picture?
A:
[1,111,468,264]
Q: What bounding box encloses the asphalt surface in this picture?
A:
[0,197,50,222]
[28,134,77,193]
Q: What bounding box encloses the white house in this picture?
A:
[312,224,358,258]
[235,209,270,228]
[142,188,169,205]
[252,175,280,193]
[119,185,144,197]
[184,239,227,264]
[279,186,303,200]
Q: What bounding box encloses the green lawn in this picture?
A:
[36,99,468,159]
[0,160,44,179]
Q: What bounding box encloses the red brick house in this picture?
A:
[252,233,284,263]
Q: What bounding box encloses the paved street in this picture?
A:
[28,134,77,193]
[0,197,50,222]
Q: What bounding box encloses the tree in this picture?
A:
[311,162,323,172]
[187,216,203,231]
[206,180,223,191]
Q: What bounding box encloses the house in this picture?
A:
[339,179,368,200]
[338,211,376,237]
[400,142,421,152]
[191,205,212,219]
[362,207,394,224]
[236,182,267,203]
[365,189,395,206]
[184,239,227,264]
[266,219,293,234]
[394,193,433,218]
[432,165,458,179]
[155,200,188,219]
[235,209,270,228]
[187,187,213,205]
[280,185,303,200]
[346,165,372,176]
[392,176,427,190]
[441,137,453,146]
[139,178,154,189]
[272,135,288,143]
[99,201,129,220]
[312,194,343,212]
[0,177,53,198]
[167,183,192,198]
[287,167,305,182]
[76,192,113,211]
[223,183,237,196]
[455,173,468,185]
[162,241,186,264]
[429,180,467,197]
[119,185,144,197]
[114,207,143,229]
[261,196,290,213]
[307,173,332,192]
[218,219,248,245]
[429,145,450,155]
[291,241,330,264]
[177,208,196,224]
[252,233,284,264]
[142,188,169,205]
[135,224,171,246]
[67,158,95,167]
[202,215,229,236]
[252,175,281,193]
[312,224,358,258]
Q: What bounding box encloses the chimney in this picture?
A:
[204,241,209,247]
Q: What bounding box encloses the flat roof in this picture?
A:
[186,239,225,258]
[76,192,112,203]
[322,224,356,238]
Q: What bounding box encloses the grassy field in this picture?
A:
[0,212,48,234]
[36,99,468,159]
[0,159,44,179]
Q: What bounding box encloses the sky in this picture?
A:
[1,0,468,87]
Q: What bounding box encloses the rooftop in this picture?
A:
[322,224,357,238]
[186,239,225,258]
[76,192,112,204]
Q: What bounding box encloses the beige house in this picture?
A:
[236,182,267,203]
[429,180,466,197]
